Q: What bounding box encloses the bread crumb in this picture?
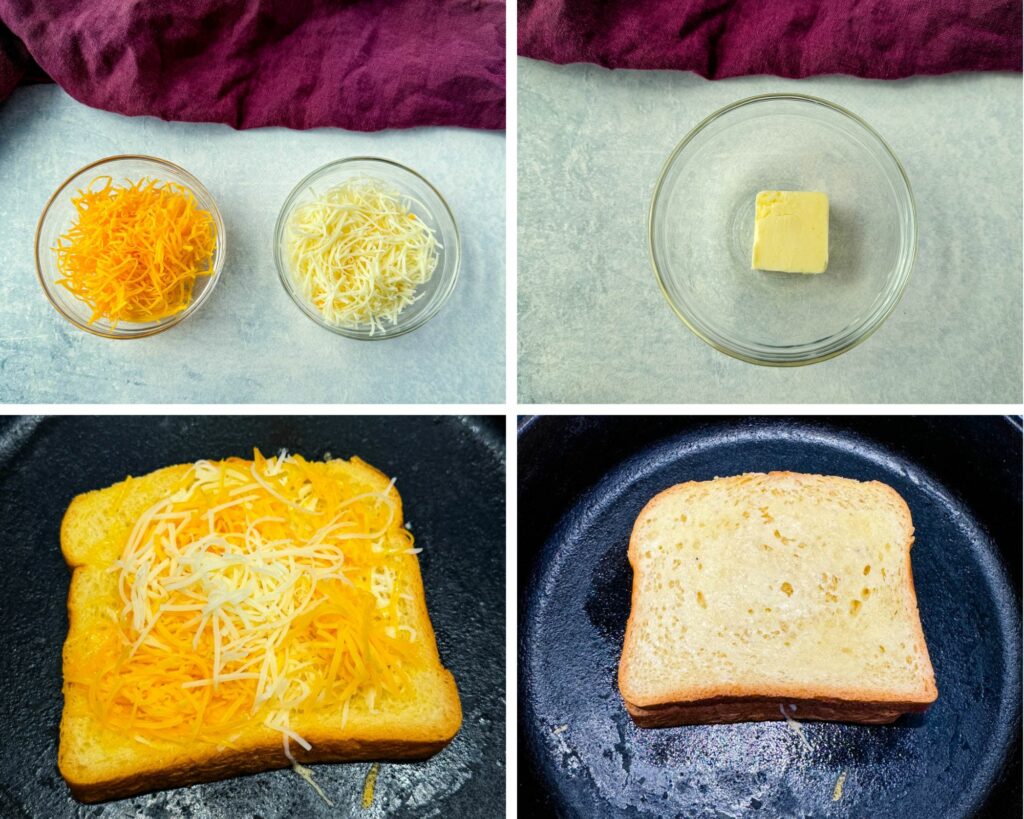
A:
[552,724,568,734]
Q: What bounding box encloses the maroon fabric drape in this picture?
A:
[519,0,1022,78]
[0,0,505,131]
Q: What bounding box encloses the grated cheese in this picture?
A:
[832,769,847,801]
[362,762,380,808]
[293,761,334,807]
[283,729,333,807]
[53,176,216,326]
[89,450,420,759]
[779,704,813,752]
[283,178,440,333]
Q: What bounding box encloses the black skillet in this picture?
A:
[0,415,505,819]
[519,416,1021,818]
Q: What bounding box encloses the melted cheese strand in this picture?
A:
[780,704,814,751]
[283,727,334,807]
[284,178,440,333]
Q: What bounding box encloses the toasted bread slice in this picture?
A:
[59,455,461,802]
[618,472,937,727]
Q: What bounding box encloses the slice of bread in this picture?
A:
[59,455,461,802]
[618,472,937,727]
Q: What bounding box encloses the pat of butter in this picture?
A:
[751,190,829,274]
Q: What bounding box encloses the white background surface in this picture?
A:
[518,60,1023,404]
[0,85,505,403]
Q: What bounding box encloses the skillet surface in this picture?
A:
[519,416,1021,818]
[0,415,505,819]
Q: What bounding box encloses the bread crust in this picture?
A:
[623,694,927,728]
[64,726,454,803]
[618,472,937,726]
[59,456,461,803]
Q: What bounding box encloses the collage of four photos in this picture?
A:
[0,1,1022,817]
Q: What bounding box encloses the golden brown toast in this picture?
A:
[619,472,937,728]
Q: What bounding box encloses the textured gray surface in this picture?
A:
[518,60,1023,404]
[0,85,505,404]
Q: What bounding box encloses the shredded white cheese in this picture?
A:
[92,450,430,808]
[109,452,415,752]
[283,178,440,333]
[282,728,334,806]
[779,704,813,752]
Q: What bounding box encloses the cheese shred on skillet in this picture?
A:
[284,178,440,334]
[90,450,421,757]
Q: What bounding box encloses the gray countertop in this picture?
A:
[0,86,505,404]
[518,59,1022,404]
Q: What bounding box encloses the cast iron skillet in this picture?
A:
[0,415,505,819]
[519,416,1021,818]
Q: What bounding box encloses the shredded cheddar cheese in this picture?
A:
[283,178,440,333]
[833,769,847,801]
[362,762,380,808]
[84,451,419,755]
[53,176,216,325]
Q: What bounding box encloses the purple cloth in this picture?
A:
[0,23,27,100]
[0,0,504,131]
[519,0,1022,78]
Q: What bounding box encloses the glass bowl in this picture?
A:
[649,93,916,366]
[274,157,460,339]
[35,155,225,339]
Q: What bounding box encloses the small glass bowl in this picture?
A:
[274,157,460,339]
[35,155,226,339]
[649,93,916,366]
